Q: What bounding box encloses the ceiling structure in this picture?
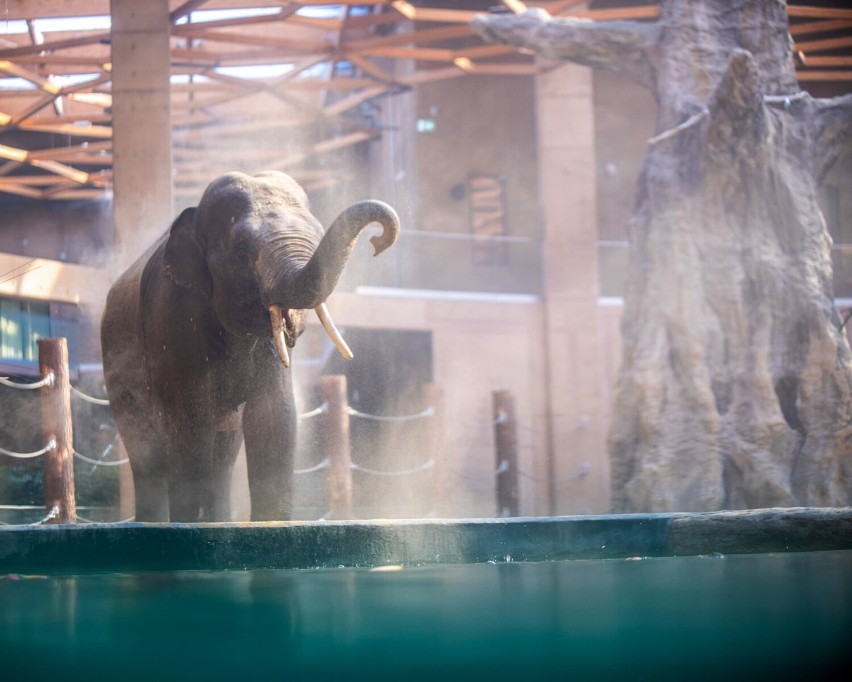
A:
[0,0,850,202]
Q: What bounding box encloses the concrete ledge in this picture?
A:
[1,507,850,574]
[667,506,852,555]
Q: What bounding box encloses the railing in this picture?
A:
[1,338,573,523]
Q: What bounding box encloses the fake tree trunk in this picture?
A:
[474,1,852,511]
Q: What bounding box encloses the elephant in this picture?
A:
[101,171,399,522]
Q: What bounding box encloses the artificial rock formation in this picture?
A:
[474,1,852,511]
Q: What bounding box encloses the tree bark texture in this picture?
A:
[474,1,852,511]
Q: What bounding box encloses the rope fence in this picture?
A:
[2,337,588,524]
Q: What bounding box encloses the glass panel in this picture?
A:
[27,302,51,362]
[0,298,25,360]
[0,298,51,362]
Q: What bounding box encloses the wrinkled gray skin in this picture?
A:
[101,171,399,522]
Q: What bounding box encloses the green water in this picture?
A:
[2,550,850,681]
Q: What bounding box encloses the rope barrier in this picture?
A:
[70,386,110,406]
[351,459,434,476]
[298,403,327,419]
[347,406,434,422]
[73,449,129,467]
[294,457,330,475]
[647,108,709,145]
[451,459,509,481]
[0,373,53,390]
[517,463,592,484]
[76,512,136,524]
[30,505,59,526]
[648,92,807,147]
[763,91,807,108]
[0,438,55,459]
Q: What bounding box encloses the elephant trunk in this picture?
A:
[267,200,400,368]
[288,200,400,309]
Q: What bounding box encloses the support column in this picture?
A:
[110,0,173,267]
[536,61,611,514]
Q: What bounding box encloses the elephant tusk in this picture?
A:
[315,303,354,361]
[269,305,290,368]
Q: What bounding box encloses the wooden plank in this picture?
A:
[323,86,388,117]
[0,182,44,199]
[568,6,660,20]
[796,69,852,81]
[455,44,518,60]
[170,0,210,24]
[19,121,112,138]
[2,1,109,20]
[0,32,110,60]
[28,140,112,161]
[798,55,852,67]
[454,61,544,76]
[29,159,89,184]
[787,6,852,21]
[0,60,61,94]
[174,27,331,51]
[346,25,471,52]
[789,19,852,37]
[313,130,374,154]
[405,8,479,23]
[44,187,110,200]
[344,54,394,83]
[361,46,457,61]
[795,35,852,53]
[398,65,465,85]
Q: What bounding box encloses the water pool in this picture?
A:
[2,551,850,680]
[2,509,850,680]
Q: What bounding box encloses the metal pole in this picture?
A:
[38,338,76,524]
[493,389,519,517]
[322,375,352,520]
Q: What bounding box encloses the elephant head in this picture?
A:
[161,170,399,366]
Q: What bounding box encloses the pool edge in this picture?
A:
[1,507,850,574]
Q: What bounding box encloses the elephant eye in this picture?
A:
[232,241,251,261]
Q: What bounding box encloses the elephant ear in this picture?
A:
[162,207,212,297]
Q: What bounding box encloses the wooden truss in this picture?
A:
[0,0,850,201]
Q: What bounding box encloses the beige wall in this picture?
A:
[330,289,551,517]
[0,252,110,306]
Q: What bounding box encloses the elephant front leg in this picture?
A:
[168,430,242,522]
[133,471,169,522]
[243,391,296,521]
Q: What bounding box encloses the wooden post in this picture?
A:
[322,375,352,520]
[423,383,449,517]
[493,389,519,517]
[38,338,76,524]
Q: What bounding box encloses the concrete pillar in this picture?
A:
[536,62,611,514]
[110,0,173,268]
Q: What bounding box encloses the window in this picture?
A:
[0,298,51,363]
